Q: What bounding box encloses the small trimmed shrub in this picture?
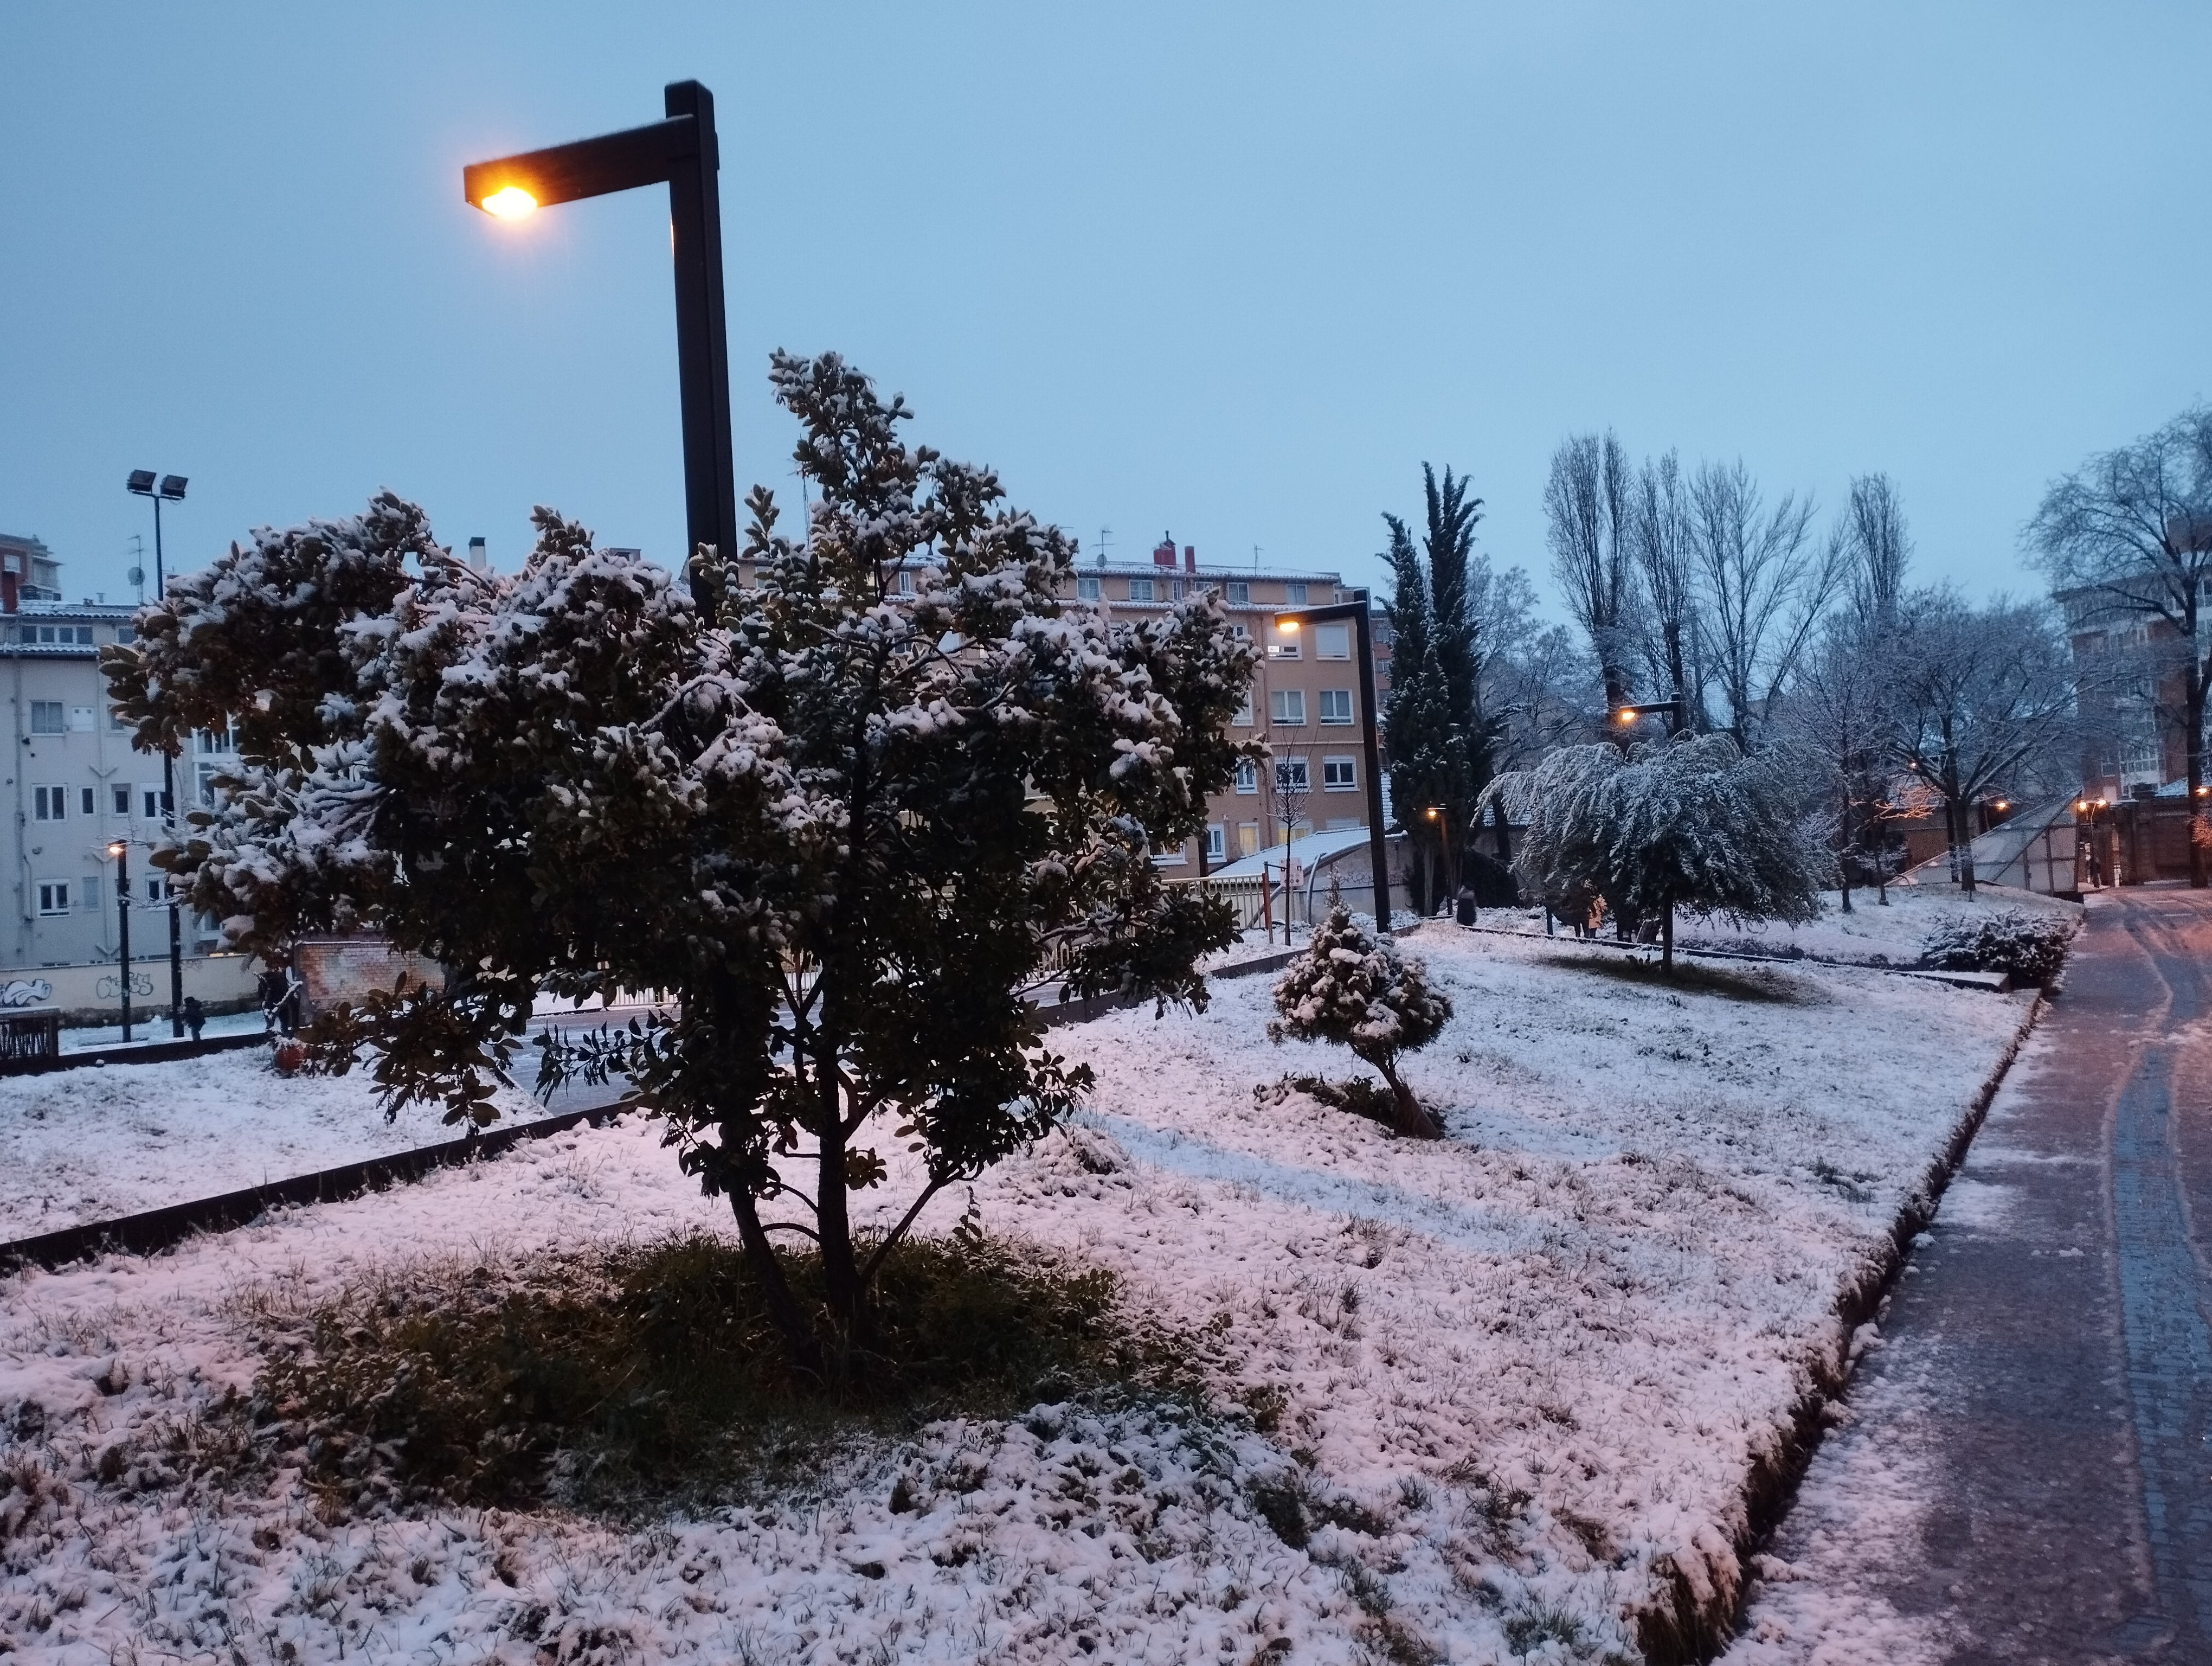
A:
[1919,909,2076,984]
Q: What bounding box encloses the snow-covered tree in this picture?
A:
[1496,734,1834,970]
[1268,889,1451,1138]
[104,351,1258,1368]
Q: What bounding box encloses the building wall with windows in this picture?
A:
[1064,543,1387,874]
[0,594,236,969]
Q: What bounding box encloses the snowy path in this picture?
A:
[1722,889,2210,1664]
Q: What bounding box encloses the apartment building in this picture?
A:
[0,540,237,970]
[1069,536,1388,872]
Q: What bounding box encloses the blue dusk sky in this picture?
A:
[2,3,2207,615]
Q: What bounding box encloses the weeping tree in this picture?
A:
[104,352,1257,1369]
[1497,734,1832,970]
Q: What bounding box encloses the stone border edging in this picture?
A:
[1452,919,2014,991]
[1632,985,2050,1663]
[0,1098,631,1274]
[7,1029,270,1077]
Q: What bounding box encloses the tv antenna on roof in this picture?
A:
[1253,544,1262,571]
[126,534,146,601]
[1096,526,1111,568]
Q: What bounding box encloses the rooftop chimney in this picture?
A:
[1,553,18,616]
[1184,544,1196,573]
[467,536,488,573]
[1153,534,1176,569]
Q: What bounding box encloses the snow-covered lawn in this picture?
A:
[1478,879,2079,970]
[0,929,2035,1662]
[0,1050,554,1241]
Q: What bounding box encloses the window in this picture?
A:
[144,876,163,904]
[1077,575,1101,601]
[1205,824,1226,862]
[141,785,169,819]
[1275,757,1310,793]
[1285,582,1309,605]
[29,701,63,735]
[79,786,95,816]
[1127,578,1155,603]
[1319,688,1354,725]
[1232,695,1253,727]
[1269,689,1306,725]
[112,784,130,815]
[1237,822,1260,857]
[36,882,69,917]
[23,625,94,646]
[108,706,131,732]
[1269,630,1299,659]
[1233,758,1259,794]
[1323,756,1358,791]
[1316,622,1351,660]
[196,727,233,755]
[32,786,66,822]
[114,625,135,645]
[892,569,914,596]
[197,764,221,806]
[69,706,94,733]
[1226,581,1250,606]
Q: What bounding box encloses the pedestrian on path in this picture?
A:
[182,996,204,1042]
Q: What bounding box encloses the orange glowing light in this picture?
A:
[479,185,538,218]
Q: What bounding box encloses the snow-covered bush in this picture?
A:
[103,351,1258,1368]
[1494,734,1835,970]
[1920,910,2075,985]
[1267,890,1451,1138]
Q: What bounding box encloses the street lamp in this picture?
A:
[1272,598,1391,932]
[1611,699,1684,731]
[463,81,736,612]
[107,840,131,1044]
[125,469,188,1036]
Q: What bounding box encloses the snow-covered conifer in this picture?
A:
[104,352,1259,1367]
[1268,889,1451,1138]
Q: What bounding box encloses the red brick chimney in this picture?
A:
[1153,534,1176,569]
[1184,545,1196,573]
[1,554,19,615]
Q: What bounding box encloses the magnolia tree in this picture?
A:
[105,352,1258,1367]
[1268,889,1451,1138]
[1496,734,1832,969]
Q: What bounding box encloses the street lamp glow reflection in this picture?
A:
[479,185,538,218]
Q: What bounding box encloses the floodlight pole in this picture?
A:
[1272,595,1391,933]
[110,843,131,1043]
[462,81,737,615]
[128,470,189,1036]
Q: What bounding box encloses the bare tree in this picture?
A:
[1843,472,1912,632]
[1545,432,1635,716]
[1627,450,1702,732]
[2026,407,2212,885]
[1269,745,1315,932]
[1891,590,2078,895]
[1782,622,1893,912]
[1687,459,1844,745]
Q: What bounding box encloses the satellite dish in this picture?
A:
[126,567,144,588]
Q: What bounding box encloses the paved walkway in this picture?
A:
[1728,888,2212,1664]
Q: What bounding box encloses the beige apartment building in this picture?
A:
[1068,537,1388,874]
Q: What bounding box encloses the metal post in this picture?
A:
[1352,601,1392,932]
[663,81,739,598]
[152,496,183,1036]
[112,844,131,1043]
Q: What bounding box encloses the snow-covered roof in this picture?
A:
[1205,825,1389,880]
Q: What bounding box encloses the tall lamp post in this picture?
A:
[1272,595,1392,933]
[106,840,131,1043]
[125,470,188,1036]
[462,82,737,611]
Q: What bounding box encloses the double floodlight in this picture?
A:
[127,471,187,501]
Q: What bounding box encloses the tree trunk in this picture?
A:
[1662,902,1674,972]
[1377,1056,1442,1140]
[1837,792,1854,914]
[1663,619,1688,737]
[1954,791,1978,895]
[1490,793,1513,869]
[813,1042,863,1328]
[729,1187,822,1375]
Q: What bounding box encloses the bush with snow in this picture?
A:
[1495,733,1835,969]
[1266,890,1451,1138]
[102,351,1258,1369]
[1919,909,2075,984]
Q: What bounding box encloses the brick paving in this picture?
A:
[1734,889,2212,1663]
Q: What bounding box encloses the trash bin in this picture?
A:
[1455,887,1477,927]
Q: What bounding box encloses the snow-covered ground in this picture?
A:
[1477,879,2079,969]
[0,930,2035,1662]
[0,1050,556,1240]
